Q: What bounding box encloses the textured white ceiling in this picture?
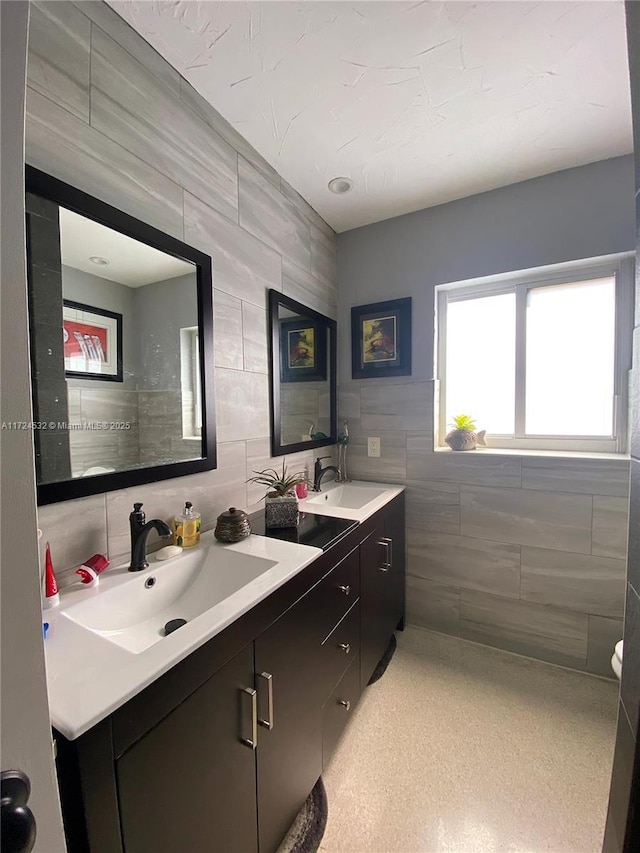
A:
[60,208,194,286]
[109,1,633,233]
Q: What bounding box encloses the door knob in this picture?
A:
[1,770,36,853]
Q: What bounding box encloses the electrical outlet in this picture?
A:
[367,437,381,457]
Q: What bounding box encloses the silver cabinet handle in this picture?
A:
[240,687,257,749]
[257,671,274,730]
[337,584,351,595]
[378,536,393,571]
[338,699,351,711]
[338,642,351,654]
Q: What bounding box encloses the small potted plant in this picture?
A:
[445,414,483,451]
[247,461,308,528]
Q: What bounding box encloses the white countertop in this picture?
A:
[44,532,321,740]
[45,480,404,741]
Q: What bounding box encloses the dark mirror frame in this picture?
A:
[25,166,216,505]
[268,288,337,457]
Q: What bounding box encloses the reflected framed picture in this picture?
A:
[351,297,412,379]
[280,317,327,382]
[63,300,123,382]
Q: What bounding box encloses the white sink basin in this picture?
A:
[305,484,387,510]
[300,480,405,523]
[63,547,276,654]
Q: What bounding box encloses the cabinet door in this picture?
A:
[359,521,390,689]
[116,644,257,853]
[360,497,405,690]
[254,594,324,853]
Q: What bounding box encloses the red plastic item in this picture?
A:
[295,481,308,499]
[76,553,109,584]
[44,542,60,606]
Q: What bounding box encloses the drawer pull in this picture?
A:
[338,642,351,655]
[338,699,351,711]
[240,687,258,749]
[378,537,393,571]
[257,671,274,731]
[337,584,351,595]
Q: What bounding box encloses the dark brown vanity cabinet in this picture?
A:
[55,495,404,853]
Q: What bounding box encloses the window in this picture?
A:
[436,256,634,453]
[180,327,202,440]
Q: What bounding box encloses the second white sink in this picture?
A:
[305,483,387,510]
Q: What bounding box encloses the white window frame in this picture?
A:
[180,326,202,440]
[435,254,635,454]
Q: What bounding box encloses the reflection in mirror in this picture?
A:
[25,168,215,504]
[269,290,336,456]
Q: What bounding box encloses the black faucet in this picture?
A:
[313,456,341,492]
[129,502,172,572]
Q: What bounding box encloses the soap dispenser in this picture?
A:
[174,501,201,548]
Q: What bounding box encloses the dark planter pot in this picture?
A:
[265,494,299,528]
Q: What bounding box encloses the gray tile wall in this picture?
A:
[30,1,336,570]
[340,378,629,677]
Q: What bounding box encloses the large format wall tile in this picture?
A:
[280,178,334,240]
[28,1,90,121]
[91,28,238,223]
[106,441,248,563]
[73,0,181,96]
[184,192,281,309]
[459,589,588,667]
[405,575,460,635]
[37,494,107,574]
[26,88,184,240]
[521,457,630,496]
[405,479,460,535]
[587,615,623,677]
[310,224,338,290]
[408,530,520,598]
[343,425,407,482]
[408,447,522,487]
[592,496,629,559]
[360,382,432,431]
[214,290,243,370]
[242,302,268,374]
[239,157,311,270]
[180,78,280,190]
[214,369,270,443]
[521,546,626,618]
[460,485,592,553]
[282,258,337,319]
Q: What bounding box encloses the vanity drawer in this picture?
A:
[314,545,360,642]
[318,600,360,699]
[322,657,361,769]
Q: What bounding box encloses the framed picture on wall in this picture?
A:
[279,317,327,382]
[351,297,412,379]
[63,300,123,382]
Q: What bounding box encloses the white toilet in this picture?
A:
[611,640,623,680]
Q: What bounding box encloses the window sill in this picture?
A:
[434,446,629,462]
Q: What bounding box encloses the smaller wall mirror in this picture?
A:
[268,289,337,456]
[26,167,216,504]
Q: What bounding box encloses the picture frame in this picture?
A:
[351,297,412,379]
[63,300,123,382]
[279,317,327,382]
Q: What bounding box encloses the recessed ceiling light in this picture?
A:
[328,177,353,194]
[89,256,110,265]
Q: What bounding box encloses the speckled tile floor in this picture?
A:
[321,627,618,853]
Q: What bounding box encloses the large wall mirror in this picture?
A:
[25,167,216,505]
[268,289,337,456]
